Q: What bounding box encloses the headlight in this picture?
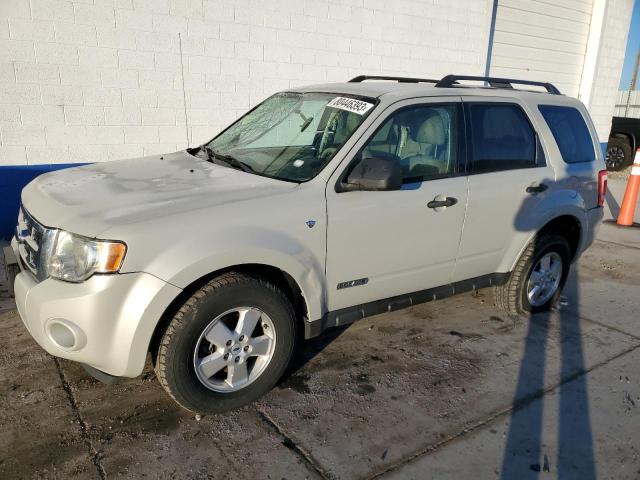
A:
[47,231,127,282]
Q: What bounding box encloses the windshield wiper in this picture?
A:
[296,110,313,132]
[199,145,255,173]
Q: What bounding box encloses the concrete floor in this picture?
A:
[0,178,638,479]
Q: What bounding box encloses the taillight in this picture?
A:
[597,169,608,207]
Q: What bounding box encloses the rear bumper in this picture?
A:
[578,206,604,257]
[11,239,181,377]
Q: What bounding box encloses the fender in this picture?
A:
[498,189,589,273]
[97,178,329,323]
[141,226,327,322]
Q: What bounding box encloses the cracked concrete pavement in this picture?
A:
[1,178,638,479]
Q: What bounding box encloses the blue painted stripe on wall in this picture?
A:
[0,163,86,241]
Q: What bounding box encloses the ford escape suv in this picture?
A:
[3,74,607,414]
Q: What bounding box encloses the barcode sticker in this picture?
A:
[327,97,374,115]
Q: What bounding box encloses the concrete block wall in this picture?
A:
[0,0,492,167]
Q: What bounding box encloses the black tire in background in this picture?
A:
[154,272,296,414]
[494,234,571,316]
[605,136,632,171]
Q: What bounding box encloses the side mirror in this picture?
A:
[341,157,403,192]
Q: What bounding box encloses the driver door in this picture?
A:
[325,97,468,311]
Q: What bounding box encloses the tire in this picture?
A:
[605,136,632,171]
[155,272,296,414]
[494,234,571,316]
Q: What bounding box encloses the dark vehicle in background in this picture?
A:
[606,116,640,171]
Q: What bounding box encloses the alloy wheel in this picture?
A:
[193,307,276,392]
[605,145,625,170]
[527,252,563,307]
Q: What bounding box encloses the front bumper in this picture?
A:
[10,239,181,378]
[2,243,19,297]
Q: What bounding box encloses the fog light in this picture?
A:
[46,319,86,351]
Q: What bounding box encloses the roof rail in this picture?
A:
[349,75,438,84]
[435,74,561,95]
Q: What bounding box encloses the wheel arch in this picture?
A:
[493,217,579,316]
[503,213,584,275]
[537,215,582,260]
[148,263,312,361]
[609,131,635,152]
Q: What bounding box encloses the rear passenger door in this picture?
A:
[452,98,554,282]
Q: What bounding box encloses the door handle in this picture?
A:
[526,183,548,194]
[427,196,458,209]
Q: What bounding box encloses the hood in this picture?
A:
[21,151,299,237]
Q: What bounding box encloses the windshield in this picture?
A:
[206,92,376,182]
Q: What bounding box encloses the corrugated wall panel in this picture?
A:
[491,0,593,98]
[588,0,635,138]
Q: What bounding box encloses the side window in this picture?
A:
[538,105,595,163]
[468,103,537,173]
[358,104,459,183]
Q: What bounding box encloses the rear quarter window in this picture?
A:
[538,105,595,164]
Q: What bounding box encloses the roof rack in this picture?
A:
[349,75,438,84]
[435,74,561,95]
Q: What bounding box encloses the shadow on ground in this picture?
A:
[2,191,640,478]
[501,268,595,479]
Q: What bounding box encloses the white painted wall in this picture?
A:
[0,0,492,166]
[0,0,634,166]
[490,0,594,98]
[614,90,640,118]
[490,0,633,143]
[588,0,635,140]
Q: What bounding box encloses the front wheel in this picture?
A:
[155,272,296,414]
[494,234,571,316]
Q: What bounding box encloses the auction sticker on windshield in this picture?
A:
[327,97,374,115]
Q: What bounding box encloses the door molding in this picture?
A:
[305,272,509,338]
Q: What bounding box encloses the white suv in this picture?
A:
[3,74,607,414]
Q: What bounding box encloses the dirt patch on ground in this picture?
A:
[2,237,639,479]
[608,165,632,181]
[578,240,640,285]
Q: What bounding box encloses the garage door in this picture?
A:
[490,0,593,97]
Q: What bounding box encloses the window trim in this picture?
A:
[462,101,545,175]
[335,101,466,192]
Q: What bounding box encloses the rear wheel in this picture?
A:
[155,272,296,414]
[494,234,571,316]
[605,136,632,171]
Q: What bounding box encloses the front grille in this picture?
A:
[15,206,54,281]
